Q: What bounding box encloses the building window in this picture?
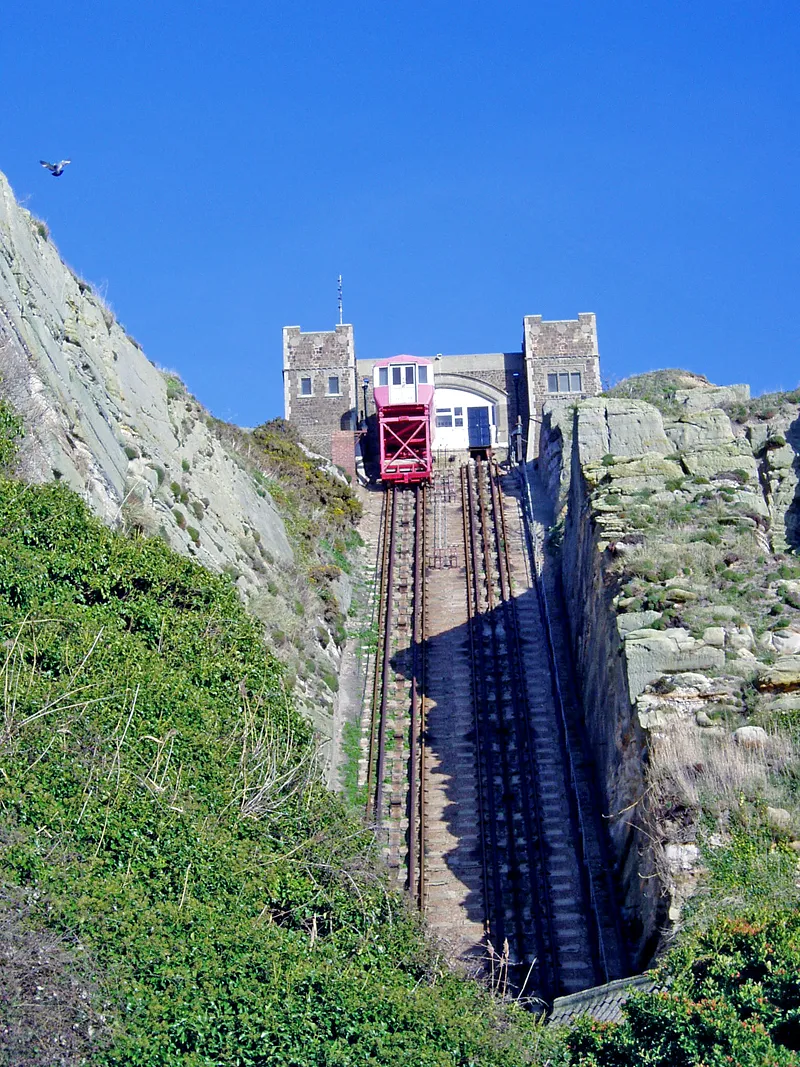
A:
[436,408,453,428]
[378,366,388,386]
[454,406,463,428]
[327,375,340,395]
[405,365,415,385]
[392,366,402,386]
[418,365,428,384]
[300,376,312,396]
[547,370,583,393]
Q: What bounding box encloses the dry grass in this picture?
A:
[0,885,111,1066]
[649,721,797,813]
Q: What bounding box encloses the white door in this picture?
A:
[388,364,417,405]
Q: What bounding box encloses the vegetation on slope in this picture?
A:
[558,907,800,1065]
[553,383,800,1064]
[0,473,540,1065]
[603,370,712,415]
[203,415,363,712]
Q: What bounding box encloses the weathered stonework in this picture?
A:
[525,313,602,457]
[284,314,602,466]
[282,324,357,460]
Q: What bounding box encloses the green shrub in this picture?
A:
[0,480,537,1065]
[0,400,23,473]
[181,457,190,472]
[164,373,185,400]
[320,669,339,693]
[566,989,795,1066]
[186,525,200,544]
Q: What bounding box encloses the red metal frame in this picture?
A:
[378,405,433,483]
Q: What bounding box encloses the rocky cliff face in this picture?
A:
[541,378,800,962]
[0,170,351,762]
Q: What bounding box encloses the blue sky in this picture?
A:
[2,1,799,424]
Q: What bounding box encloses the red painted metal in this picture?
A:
[374,355,434,484]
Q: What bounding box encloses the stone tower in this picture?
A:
[282,323,357,463]
[523,313,601,457]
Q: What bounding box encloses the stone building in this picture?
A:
[282,324,357,466]
[282,313,601,467]
[523,313,602,456]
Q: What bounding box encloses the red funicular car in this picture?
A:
[373,355,435,484]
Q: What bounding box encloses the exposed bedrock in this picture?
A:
[541,387,800,965]
[0,169,350,763]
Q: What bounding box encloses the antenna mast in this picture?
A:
[337,274,343,325]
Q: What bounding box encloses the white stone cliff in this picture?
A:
[0,170,347,765]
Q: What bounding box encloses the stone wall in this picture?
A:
[286,314,601,465]
[525,314,602,457]
[356,351,527,452]
[331,429,357,480]
[560,421,666,964]
[283,324,356,459]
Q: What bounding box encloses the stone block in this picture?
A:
[575,398,671,464]
[733,725,768,747]
[702,627,726,648]
[674,384,750,412]
[617,610,663,636]
[624,629,725,699]
[664,409,734,450]
[757,656,800,691]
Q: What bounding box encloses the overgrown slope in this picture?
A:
[0,477,538,1065]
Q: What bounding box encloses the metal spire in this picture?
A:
[337,274,343,325]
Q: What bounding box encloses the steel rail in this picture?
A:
[473,458,534,986]
[470,460,529,966]
[418,482,428,911]
[487,459,558,1000]
[373,486,397,826]
[408,485,422,899]
[461,465,501,946]
[365,489,392,819]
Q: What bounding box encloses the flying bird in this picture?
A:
[40,160,71,177]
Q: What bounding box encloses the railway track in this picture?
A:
[365,484,427,905]
[361,458,626,1005]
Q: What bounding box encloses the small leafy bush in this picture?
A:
[0,400,23,473]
